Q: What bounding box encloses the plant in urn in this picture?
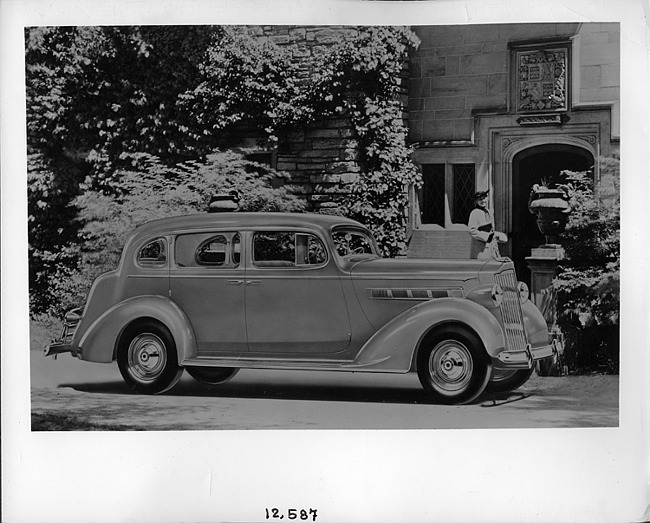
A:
[528,181,572,247]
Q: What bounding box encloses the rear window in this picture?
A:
[137,238,167,267]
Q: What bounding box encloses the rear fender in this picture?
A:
[78,295,198,363]
[354,298,505,372]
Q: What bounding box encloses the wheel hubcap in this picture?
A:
[429,340,473,393]
[128,333,167,383]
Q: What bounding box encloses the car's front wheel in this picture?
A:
[484,367,534,394]
[417,325,491,405]
[117,320,184,394]
[186,366,239,385]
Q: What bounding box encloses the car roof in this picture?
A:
[130,212,365,240]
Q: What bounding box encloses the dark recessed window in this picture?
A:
[421,164,445,226]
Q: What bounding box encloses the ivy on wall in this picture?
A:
[188,26,422,256]
[314,27,423,257]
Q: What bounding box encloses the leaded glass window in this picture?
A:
[452,164,475,225]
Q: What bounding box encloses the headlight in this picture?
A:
[491,283,504,307]
[518,281,529,303]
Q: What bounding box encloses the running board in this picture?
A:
[180,355,392,372]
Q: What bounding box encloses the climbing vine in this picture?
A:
[303,27,423,256]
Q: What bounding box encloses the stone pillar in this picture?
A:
[526,245,564,322]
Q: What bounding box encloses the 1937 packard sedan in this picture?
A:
[45,212,561,404]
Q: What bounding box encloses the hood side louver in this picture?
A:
[369,288,451,300]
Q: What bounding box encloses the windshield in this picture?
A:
[332,227,379,258]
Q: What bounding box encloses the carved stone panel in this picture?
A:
[516,48,568,113]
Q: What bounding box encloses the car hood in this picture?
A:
[345,256,516,330]
[348,256,512,282]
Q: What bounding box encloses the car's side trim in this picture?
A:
[127,274,169,279]
[180,355,395,371]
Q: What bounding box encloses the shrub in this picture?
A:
[553,156,620,374]
[44,150,305,316]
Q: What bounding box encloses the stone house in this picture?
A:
[408,23,619,283]
[250,23,620,284]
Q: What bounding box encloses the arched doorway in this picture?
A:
[512,144,594,284]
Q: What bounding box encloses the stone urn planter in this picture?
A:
[528,184,572,246]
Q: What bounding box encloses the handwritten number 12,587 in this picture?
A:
[265,508,317,521]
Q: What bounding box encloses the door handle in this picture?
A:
[246,280,261,285]
[226,280,244,285]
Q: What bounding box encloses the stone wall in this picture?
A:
[409,23,583,144]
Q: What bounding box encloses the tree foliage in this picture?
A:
[179,26,304,147]
[553,156,620,374]
[26,26,220,313]
[26,26,217,177]
[26,25,421,314]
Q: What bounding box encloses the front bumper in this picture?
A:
[496,338,563,369]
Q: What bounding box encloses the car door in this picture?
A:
[169,231,248,355]
[245,229,351,354]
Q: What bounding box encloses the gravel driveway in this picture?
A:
[31,350,619,430]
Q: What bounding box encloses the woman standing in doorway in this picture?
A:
[468,190,508,259]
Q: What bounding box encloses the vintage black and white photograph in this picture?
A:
[27,21,623,430]
[3,0,649,522]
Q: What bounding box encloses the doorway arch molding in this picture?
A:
[489,126,599,237]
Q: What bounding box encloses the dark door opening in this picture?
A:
[512,144,594,285]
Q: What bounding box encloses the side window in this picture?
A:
[137,238,167,267]
[253,232,327,268]
[175,232,241,268]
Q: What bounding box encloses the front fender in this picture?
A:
[467,283,550,348]
[78,295,198,363]
[522,299,550,347]
[353,298,505,372]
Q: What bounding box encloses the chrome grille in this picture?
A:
[495,271,528,352]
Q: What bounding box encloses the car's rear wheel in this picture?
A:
[484,367,535,394]
[117,320,183,394]
[417,325,491,405]
[186,366,239,385]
